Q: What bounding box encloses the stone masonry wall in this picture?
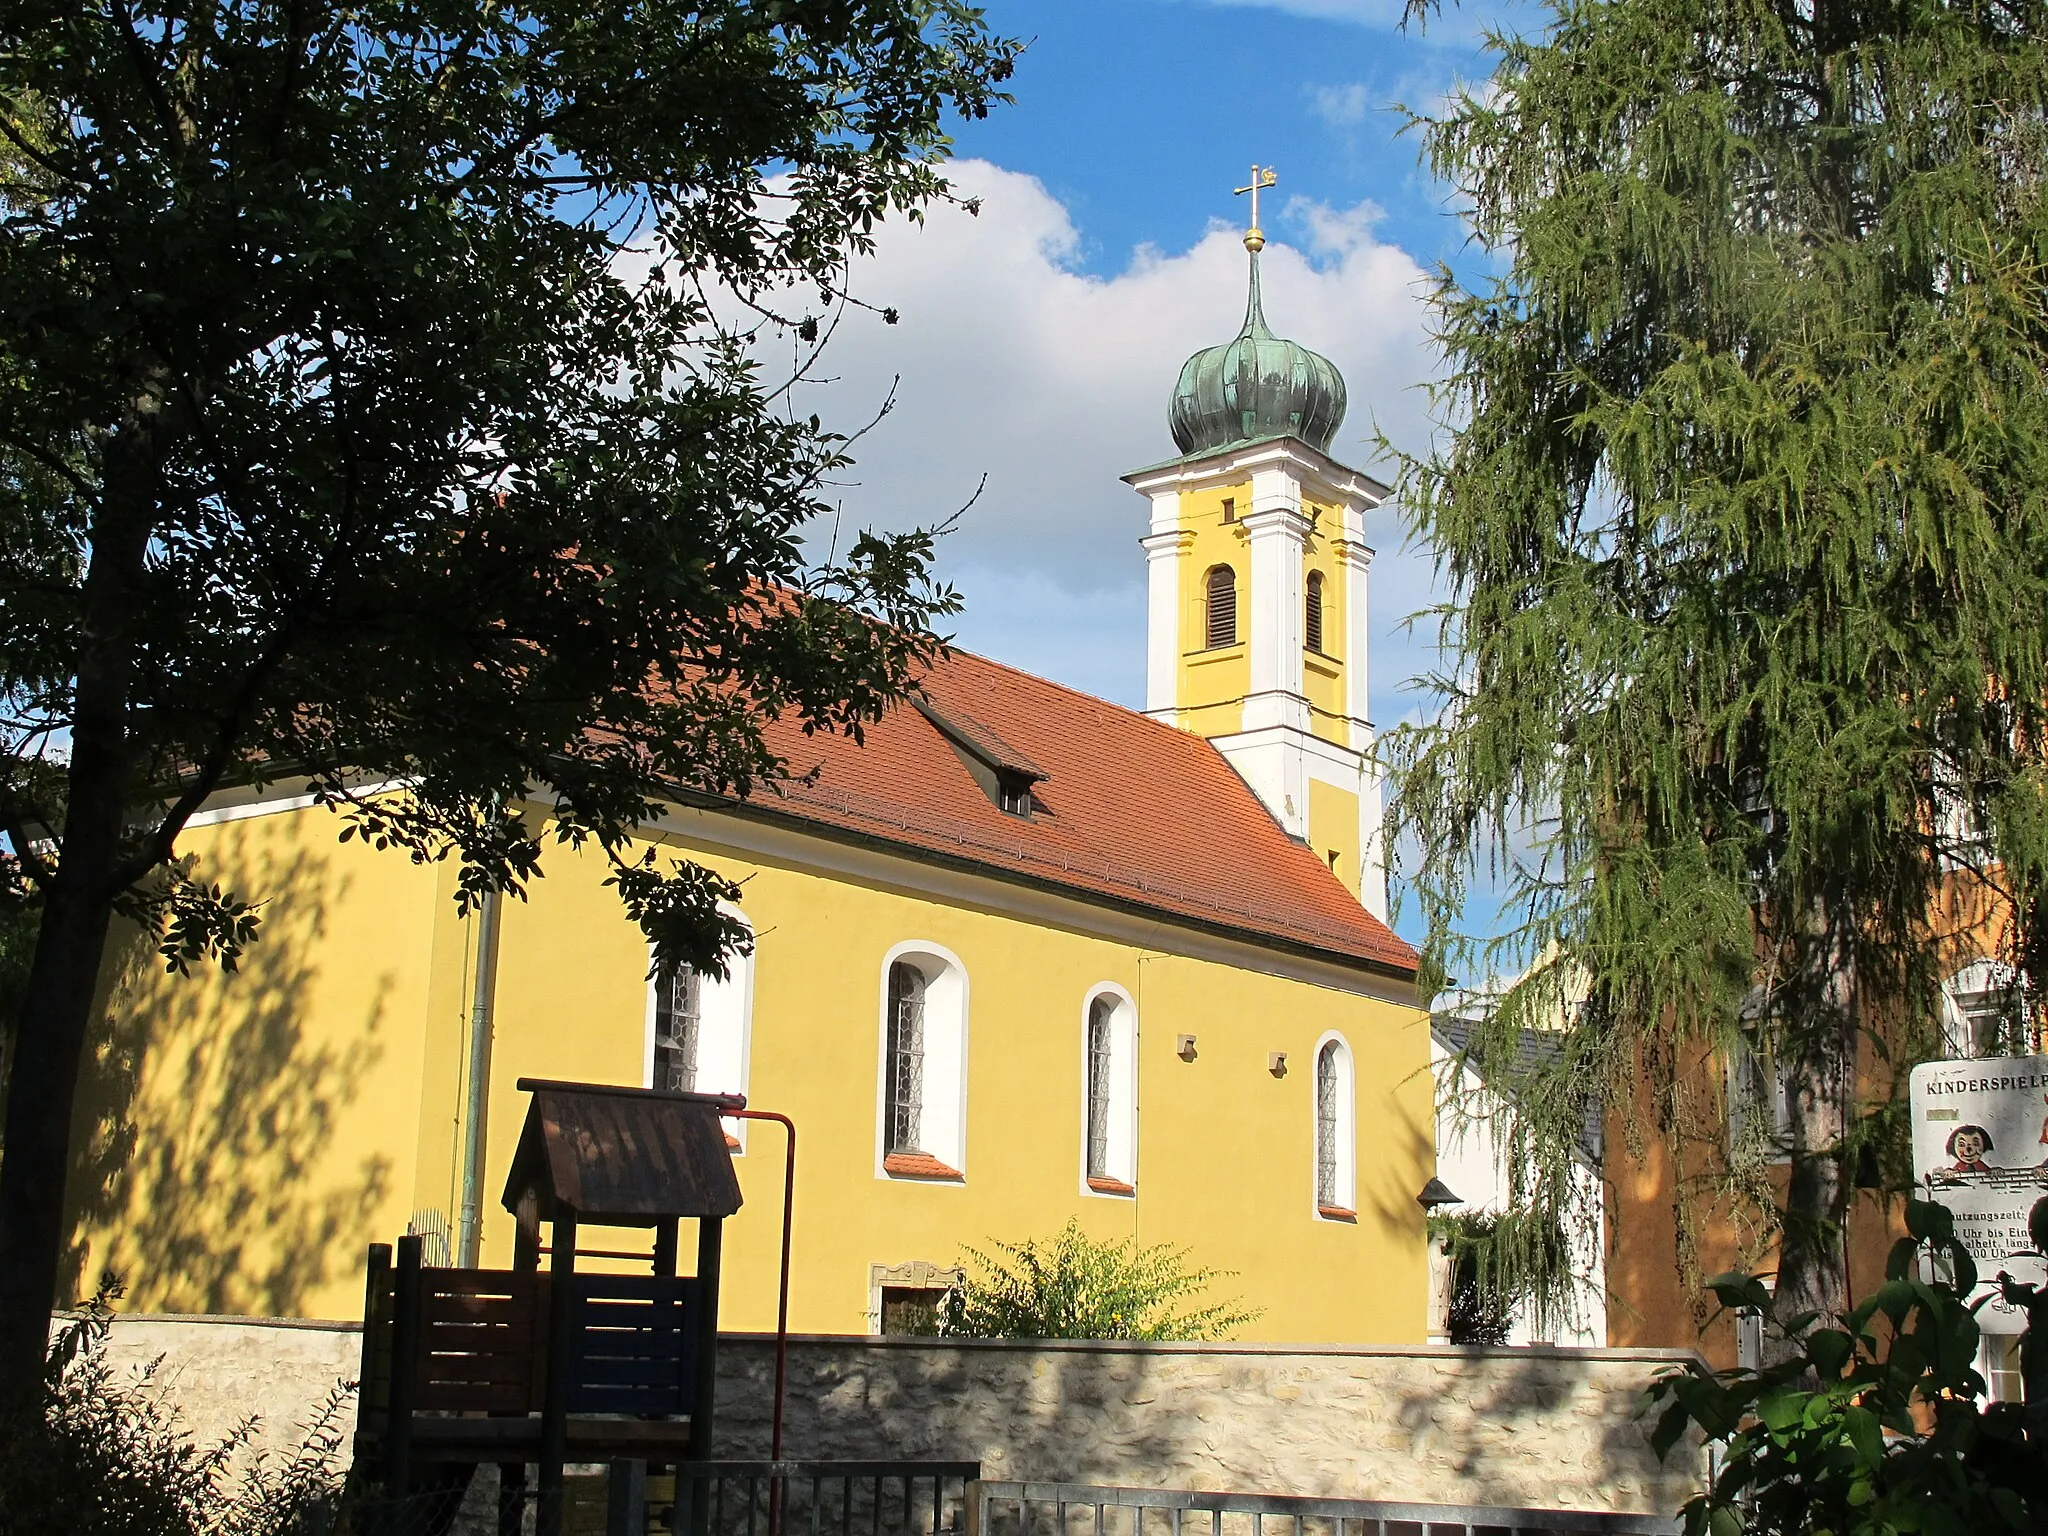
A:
[713,1335,1703,1516]
[73,1317,1704,1517]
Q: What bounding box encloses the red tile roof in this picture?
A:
[734,646,1418,979]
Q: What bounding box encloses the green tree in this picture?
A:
[1390,0,2048,1352]
[940,1219,1258,1341]
[0,0,1016,1397]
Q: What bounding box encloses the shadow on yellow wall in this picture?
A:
[64,831,398,1316]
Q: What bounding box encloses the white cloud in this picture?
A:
[786,159,1445,726]
[1307,81,1376,127]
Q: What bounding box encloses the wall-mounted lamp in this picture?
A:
[1268,1051,1288,1078]
[1175,1034,1198,1062]
[1416,1177,1462,1211]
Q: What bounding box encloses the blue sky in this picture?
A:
[788,0,1528,951]
[947,0,1501,284]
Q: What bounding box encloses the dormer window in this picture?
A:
[912,695,1049,821]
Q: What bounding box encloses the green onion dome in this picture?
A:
[1169,249,1347,458]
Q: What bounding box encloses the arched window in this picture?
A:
[1204,565,1237,649]
[886,961,926,1153]
[1304,571,1326,654]
[878,944,969,1179]
[1314,1035,1356,1219]
[646,911,754,1147]
[1082,987,1137,1195]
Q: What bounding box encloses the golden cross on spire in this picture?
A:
[1234,165,1277,252]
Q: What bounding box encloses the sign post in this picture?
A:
[1909,1054,2048,1333]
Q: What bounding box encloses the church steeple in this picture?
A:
[1168,231,1348,459]
[1121,169,1390,919]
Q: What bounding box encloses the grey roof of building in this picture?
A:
[1433,1010,1605,1167]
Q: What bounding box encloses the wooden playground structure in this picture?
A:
[355,1078,746,1534]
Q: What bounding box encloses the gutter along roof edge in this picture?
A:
[661,782,1420,985]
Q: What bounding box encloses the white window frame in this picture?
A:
[643,905,755,1152]
[1079,983,1138,1197]
[874,941,969,1182]
[1311,1032,1356,1219]
[1941,958,2023,1060]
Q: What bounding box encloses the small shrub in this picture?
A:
[0,1282,353,1536]
[940,1219,1258,1340]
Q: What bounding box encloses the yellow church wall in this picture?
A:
[67,795,1433,1345]
[467,809,1433,1342]
[1308,779,1364,901]
[64,803,443,1320]
[1172,481,1251,737]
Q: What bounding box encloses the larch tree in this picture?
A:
[0,0,1016,1397]
[1389,0,2048,1352]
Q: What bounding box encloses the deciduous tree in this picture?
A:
[0,0,1015,1396]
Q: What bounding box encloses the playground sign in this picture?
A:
[1909,1054,2048,1333]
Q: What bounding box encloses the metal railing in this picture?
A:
[968,1483,1682,1536]
[660,1460,982,1536]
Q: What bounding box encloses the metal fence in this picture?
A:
[661,1460,982,1536]
[967,1483,1683,1536]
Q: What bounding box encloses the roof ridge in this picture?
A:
[927,641,1220,754]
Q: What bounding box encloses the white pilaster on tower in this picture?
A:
[1141,519,1190,720]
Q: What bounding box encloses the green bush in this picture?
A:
[940,1219,1259,1341]
[1643,1199,2046,1536]
[0,1284,353,1536]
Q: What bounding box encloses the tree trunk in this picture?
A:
[0,871,119,1402]
[0,407,162,1406]
[1766,900,1857,1364]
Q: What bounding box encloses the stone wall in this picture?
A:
[72,1316,1704,1516]
[713,1335,1703,1516]
[68,1311,365,1461]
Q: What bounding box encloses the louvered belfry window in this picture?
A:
[1305,571,1326,654]
[886,961,927,1153]
[653,967,702,1093]
[1085,995,1115,1179]
[1315,1041,1340,1208]
[1205,565,1237,649]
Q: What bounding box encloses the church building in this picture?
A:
[63,205,1436,1342]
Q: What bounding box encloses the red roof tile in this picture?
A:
[735,647,1418,979]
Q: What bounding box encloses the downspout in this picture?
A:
[455,887,501,1268]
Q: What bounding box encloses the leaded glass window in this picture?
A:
[653,967,702,1093]
[1316,1041,1340,1208]
[1086,996,1115,1180]
[886,961,926,1153]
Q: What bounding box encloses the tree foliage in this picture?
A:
[1390,0,2048,1331]
[1429,1206,1576,1345]
[0,0,1016,1390]
[940,1219,1259,1342]
[1643,1200,2047,1536]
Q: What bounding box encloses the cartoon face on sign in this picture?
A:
[1946,1124,1996,1173]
